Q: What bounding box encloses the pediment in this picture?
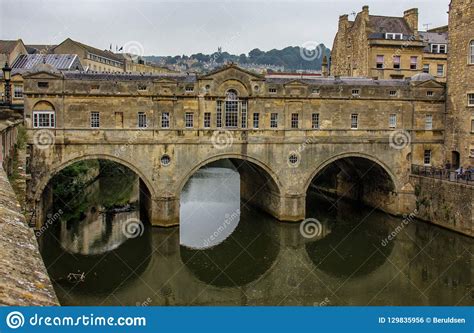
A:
[283,80,309,87]
[412,80,445,89]
[200,64,264,81]
[22,71,62,79]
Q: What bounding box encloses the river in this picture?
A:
[38,163,473,306]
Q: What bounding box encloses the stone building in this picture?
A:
[330,6,448,81]
[445,0,474,167]
[0,39,28,66]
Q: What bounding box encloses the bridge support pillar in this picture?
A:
[276,194,306,222]
[142,195,180,227]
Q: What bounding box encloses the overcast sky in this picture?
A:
[0,0,449,56]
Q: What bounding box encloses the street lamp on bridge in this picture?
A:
[2,61,12,106]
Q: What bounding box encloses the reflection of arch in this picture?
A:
[177,154,282,195]
[304,152,399,193]
[34,154,155,202]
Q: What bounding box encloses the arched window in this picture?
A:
[470,40,474,64]
[32,101,55,128]
[225,89,239,128]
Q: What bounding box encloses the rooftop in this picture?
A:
[12,54,84,71]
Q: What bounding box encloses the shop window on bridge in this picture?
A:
[425,115,433,130]
[33,111,55,128]
[204,112,211,128]
[389,114,397,128]
[138,112,147,128]
[291,113,299,129]
[161,112,169,128]
[312,113,320,129]
[351,114,358,129]
[90,112,100,128]
[253,113,260,129]
[185,112,194,128]
[270,113,278,128]
[216,100,223,128]
[225,90,239,128]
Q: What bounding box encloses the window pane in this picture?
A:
[204,112,211,128]
[253,113,259,129]
[351,114,358,129]
[161,112,169,128]
[291,113,299,129]
[270,113,278,128]
[312,113,320,129]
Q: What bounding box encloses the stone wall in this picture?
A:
[0,167,58,305]
[410,175,473,236]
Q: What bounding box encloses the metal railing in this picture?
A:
[411,164,474,185]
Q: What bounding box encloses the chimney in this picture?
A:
[404,8,419,34]
[361,5,369,19]
[322,56,328,77]
[338,14,349,30]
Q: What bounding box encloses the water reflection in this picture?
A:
[38,162,473,306]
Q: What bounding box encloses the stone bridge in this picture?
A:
[22,64,446,227]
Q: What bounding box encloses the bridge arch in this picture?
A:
[33,153,155,203]
[304,152,399,193]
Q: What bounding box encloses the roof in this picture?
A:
[54,38,124,63]
[62,71,196,83]
[26,45,57,54]
[12,54,83,71]
[0,40,21,54]
[419,31,448,49]
[264,76,410,86]
[368,15,414,37]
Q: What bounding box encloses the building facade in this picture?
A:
[331,6,448,81]
[445,0,474,166]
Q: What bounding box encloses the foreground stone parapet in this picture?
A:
[0,168,58,306]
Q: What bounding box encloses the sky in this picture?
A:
[0,0,449,56]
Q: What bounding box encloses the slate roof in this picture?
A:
[0,40,20,54]
[419,32,448,52]
[26,45,56,54]
[265,76,410,86]
[368,15,415,38]
[62,71,197,83]
[58,39,124,63]
[12,54,83,71]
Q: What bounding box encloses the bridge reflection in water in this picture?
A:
[38,162,472,306]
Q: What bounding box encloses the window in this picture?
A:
[185,112,194,128]
[424,150,432,165]
[410,56,418,70]
[468,93,474,106]
[253,113,260,129]
[91,84,100,90]
[312,88,320,95]
[376,55,384,69]
[470,41,474,64]
[431,44,447,54]
[269,88,277,94]
[386,33,403,40]
[312,113,320,129]
[33,111,55,128]
[185,86,194,92]
[422,64,430,74]
[471,119,474,132]
[427,91,434,97]
[216,100,222,128]
[270,113,278,128]
[351,114,358,129]
[291,113,299,129]
[161,112,169,128]
[393,56,401,69]
[90,112,100,128]
[204,112,211,128]
[138,84,147,91]
[352,89,360,96]
[225,90,238,127]
[13,85,23,98]
[389,114,397,128]
[471,148,474,158]
[389,90,397,96]
[241,100,248,129]
[38,82,49,88]
[437,64,444,77]
[138,112,147,128]
[425,115,433,130]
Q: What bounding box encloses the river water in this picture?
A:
[38,164,473,306]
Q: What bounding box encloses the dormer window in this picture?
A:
[312,88,320,95]
[352,89,360,96]
[386,33,403,40]
[138,84,147,91]
[431,44,447,54]
[185,86,194,92]
[269,87,277,94]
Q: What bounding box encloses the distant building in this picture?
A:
[116,53,176,74]
[53,38,124,72]
[331,6,448,81]
[0,39,28,66]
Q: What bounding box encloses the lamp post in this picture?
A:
[2,62,12,105]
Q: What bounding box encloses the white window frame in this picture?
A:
[376,55,384,69]
[33,111,55,128]
[204,112,211,128]
[351,114,358,129]
[253,113,260,129]
[468,93,474,107]
[386,33,403,40]
[185,112,194,128]
[185,86,194,93]
[393,55,401,69]
[425,115,433,130]
[389,114,397,128]
[270,113,278,128]
[351,89,360,96]
[431,44,447,54]
[138,112,148,128]
[436,64,444,77]
[470,40,474,64]
[422,64,430,74]
[13,85,23,99]
[90,112,100,128]
[161,112,170,128]
[291,113,299,129]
